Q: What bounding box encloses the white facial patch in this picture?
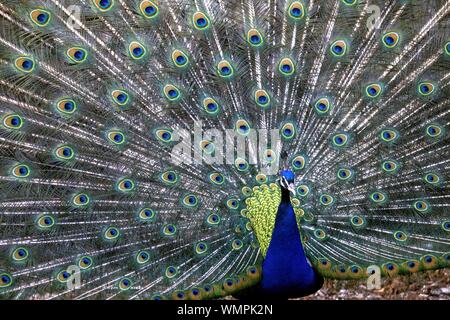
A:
[280,176,289,189]
[280,176,296,196]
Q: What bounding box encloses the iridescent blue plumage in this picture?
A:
[261,170,323,298]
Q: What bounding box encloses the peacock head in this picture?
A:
[279,169,296,196]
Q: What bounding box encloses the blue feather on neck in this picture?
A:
[260,186,323,298]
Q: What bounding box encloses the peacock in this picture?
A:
[0,0,449,300]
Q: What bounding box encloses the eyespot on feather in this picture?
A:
[278,57,295,76]
[66,47,88,64]
[217,60,234,78]
[330,40,348,57]
[202,97,220,115]
[382,32,400,48]
[14,56,35,73]
[139,1,159,19]
[2,114,24,129]
[56,99,77,115]
[192,11,210,30]
[171,49,189,68]
[287,1,306,20]
[128,41,147,60]
[30,9,51,27]
[93,0,115,12]
[247,29,264,47]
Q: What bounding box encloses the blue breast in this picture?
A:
[260,189,323,298]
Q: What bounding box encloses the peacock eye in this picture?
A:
[445,41,450,55]
[93,0,115,12]
[209,172,225,185]
[107,130,126,145]
[442,221,450,232]
[254,89,271,107]
[413,200,430,213]
[138,207,156,222]
[337,168,354,181]
[382,160,399,173]
[393,231,407,241]
[78,256,93,269]
[232,239,243,250]
[128,41,147,60]
[54,145,75,160]
[424,173,440,185]
[382,32,400,48]
[288,1,305,20]
[291,155,306,170]
[66,47,88,64]
[296,184,310,197]
[341,0,357,6]
[11,164,31,178]
[418,82,435,96]
[139,1,159,19]
[206,213,221,226]
[103,227,120,240]
[226,198,239,209]
[365,83,382,98]
[217,60,234,78]
[2,114,24,129]
[111,89,130,106]
[314,97,331,115]
[118,277,132,291]
[171,49,189,67]
[163,84,181,101]
[72,193,90,206]
[56,99,77,115]
[162,224,177,236]
[30,9,52,27]
[193,12,210,30]
[14,56,35,73]
[425,124,443,138]
[165,266,178,278]
[116,178,135,193]
[278,57,295,76]
[313,228,327,240]
[12,247,29,262]
[203,97,220,115]
[36,215,55,229]
[247,29,264,47]
[330,40,348,57]
[136,250,150,264]
[281,123,296,139]
[155,129,173,143]
[56,270,71,283]
[380,129,399,143]
[234,158,249,172]
[200,140,215,154]
[331,132,349,147]
[369,191,386,204]
[0,273,13,288]
[235,119,251,135]
[350,215,366,228]
[194,242,208,255]
[160,170,178,185]
[319,194,334,206]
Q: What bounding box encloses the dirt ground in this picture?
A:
[297,269,449,300]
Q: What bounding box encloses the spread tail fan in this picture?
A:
[0,0,448,299]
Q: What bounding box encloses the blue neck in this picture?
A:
[260,187,323,298]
